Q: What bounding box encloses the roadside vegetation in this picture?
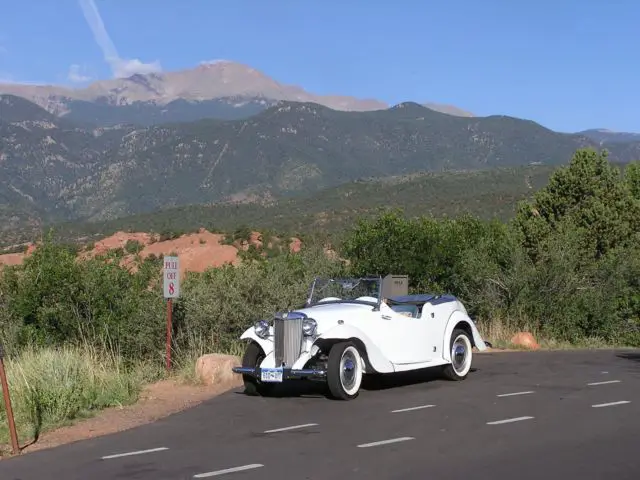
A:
[1,148,639,450]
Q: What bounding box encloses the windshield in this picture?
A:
[306,277,381,306]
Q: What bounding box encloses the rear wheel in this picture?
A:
[241,342,275,396]
[326,341,363,400]
[441,328,473,381]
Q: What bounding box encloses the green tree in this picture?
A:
[513,148,640,262]
[624,160,640,199]
[340,209,517,310]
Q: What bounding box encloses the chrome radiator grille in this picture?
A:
[274,316,304,367]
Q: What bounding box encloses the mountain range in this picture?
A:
[576,129,640,145]
[27,164,558,248]
[0,61,472,127]
[1,60,639,242]
[0,60,634,137]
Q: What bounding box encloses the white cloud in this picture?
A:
[111,58,162,77]
[67,64,93,83]
[78,0,162,78]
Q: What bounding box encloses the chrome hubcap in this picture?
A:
[340,350,357,390]
[452,339,467,373]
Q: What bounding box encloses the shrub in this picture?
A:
[0,345,155,448]
[339,149,640,346]
[0,237,165,364]
[173,242,346,354]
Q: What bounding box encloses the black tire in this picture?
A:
[241,342,275,396]
[326,341,364,400]
[441,328,473,381]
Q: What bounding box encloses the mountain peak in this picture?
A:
[0,61,473,118]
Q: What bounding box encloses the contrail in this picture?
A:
[78,0,161,78]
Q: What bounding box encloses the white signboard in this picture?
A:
[163,256,180,299]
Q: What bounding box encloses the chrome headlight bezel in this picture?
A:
[253,319,270,339]
[302,318,317,336]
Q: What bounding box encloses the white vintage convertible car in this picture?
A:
[232,276,488,400]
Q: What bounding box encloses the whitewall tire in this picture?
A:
[441,328,473,381]
[327,341,364,400]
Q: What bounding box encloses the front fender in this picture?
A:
[239,327,274,357]
[441,311,487,362]
[315,324,395,374]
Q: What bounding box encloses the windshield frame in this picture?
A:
[304,276,383,308]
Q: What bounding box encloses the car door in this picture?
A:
[361,304,432,365]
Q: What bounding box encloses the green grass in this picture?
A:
[0,335,245,455]
[0,344,160,455]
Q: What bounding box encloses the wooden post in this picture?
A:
[0,343,20,455]
[166,298,173,372]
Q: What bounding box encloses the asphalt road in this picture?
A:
[1,349,639,480]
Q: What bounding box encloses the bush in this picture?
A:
[0,345,155,449]
[173,242,346,354]
[0,235,166,364]
[339,149,640,346]
[0,234,346,366]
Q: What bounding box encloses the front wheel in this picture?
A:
[326,341,364,400]
[241,342,275,396]
[441,328,473,381]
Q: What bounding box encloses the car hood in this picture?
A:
[290,302,375,331]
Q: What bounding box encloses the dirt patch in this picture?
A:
[0,377,241,459]
[2,230,308,273]
[0,252,25,267]
[476,347,523,353]
[91,231,156,255]
[138,230,240,278]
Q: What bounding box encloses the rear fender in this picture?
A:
[315,324,395,373]
[441,311,487,362]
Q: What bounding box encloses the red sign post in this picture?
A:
[163,256,180,372]
[0,342,20,455]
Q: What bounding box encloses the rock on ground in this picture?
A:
[510,331,540,350]
[195,353,243,387]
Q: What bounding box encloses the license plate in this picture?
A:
[260,368,283,383]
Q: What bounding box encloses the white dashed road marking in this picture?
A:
[264,423,318,433]
[193,464,264,478]
[588,380,620,386]
[487,416,534,425]
[357,437,415,448]
[391,404,436,413]
[592,401,631,408]
[101,447,169,460]
[497,391,534,397]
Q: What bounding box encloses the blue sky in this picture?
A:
[0,0,637,133]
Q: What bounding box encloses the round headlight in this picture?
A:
[302,318,317,336]
[254,320,269,339]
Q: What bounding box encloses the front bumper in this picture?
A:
[232,366,327,382]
